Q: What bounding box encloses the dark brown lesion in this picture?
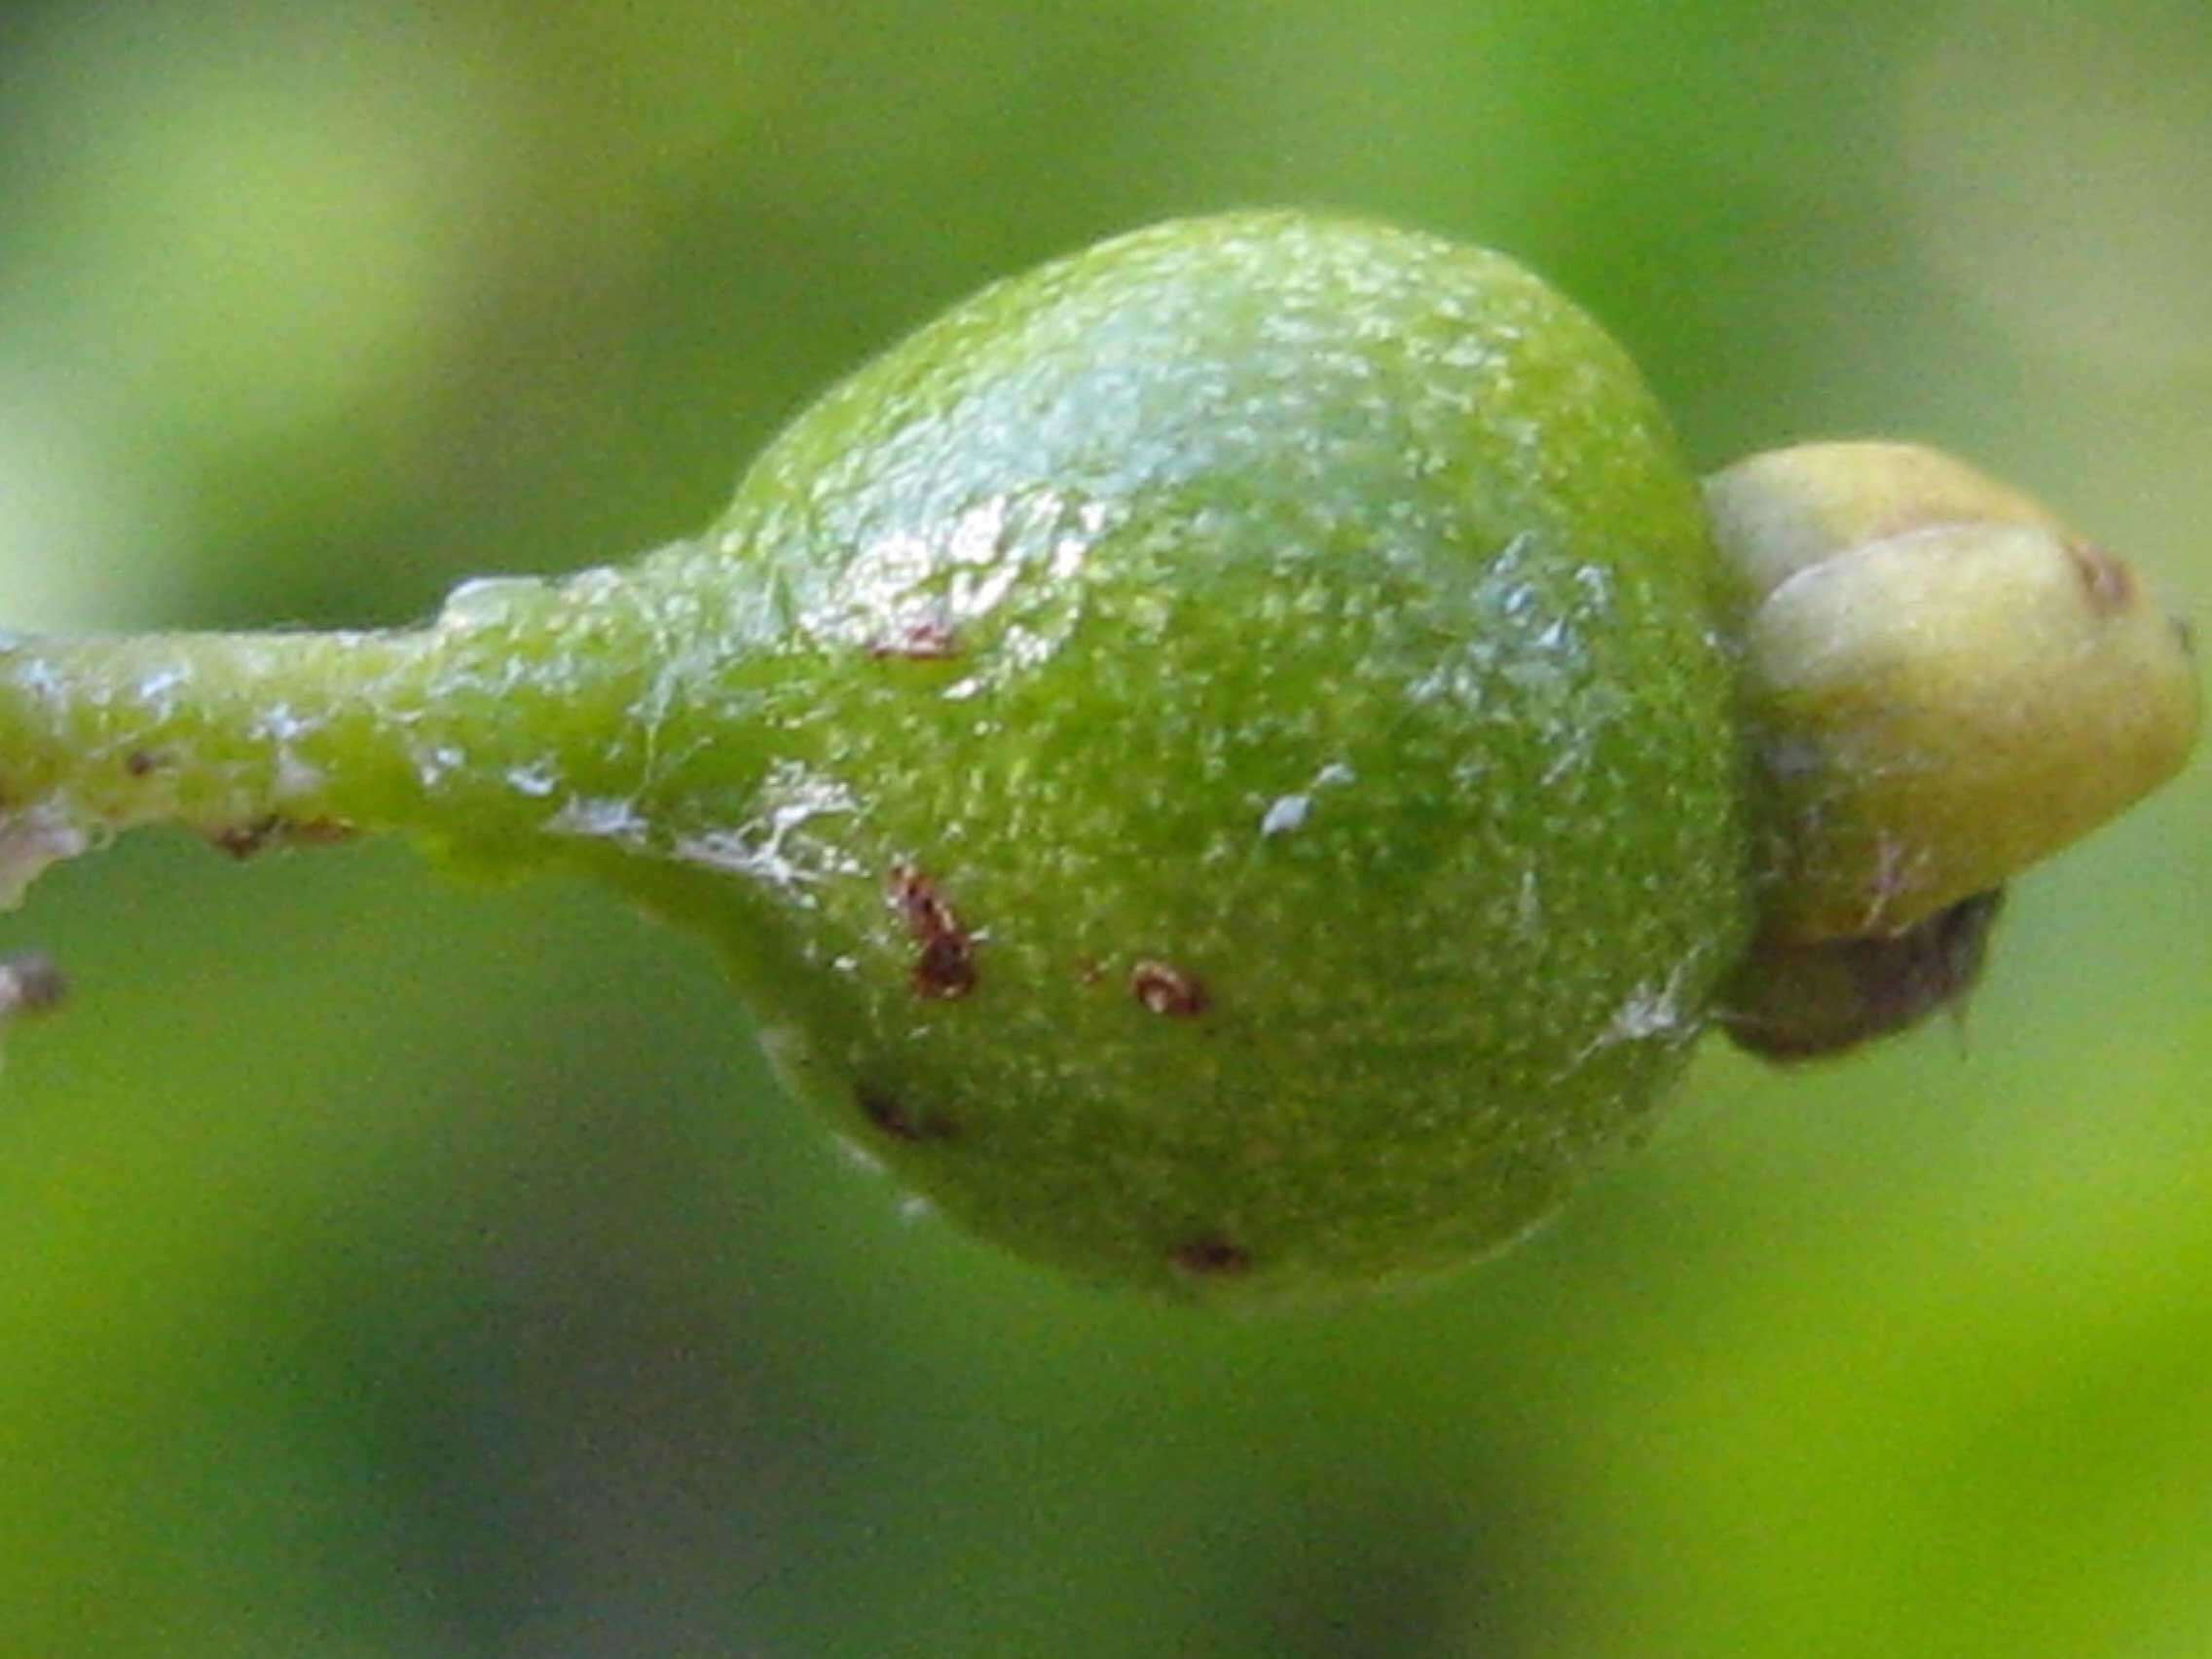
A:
[123,749,168,778]
[1170,1235,1252,1276]
[857,1085,958,1143]
[889,864,977,999]
[203,816,359,861]
[1719,888,2006,1062]
[1130,959,1208,1016]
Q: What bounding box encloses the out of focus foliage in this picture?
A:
[1,3,2206,1654]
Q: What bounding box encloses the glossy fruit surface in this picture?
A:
[605,212,1754,1297]
[0,211,1757,1301]
[8,216,2196,1298]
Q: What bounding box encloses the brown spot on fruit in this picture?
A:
[1131,959,1207,1016]
[1171,1235,1252,1276]
[857,1085,957,1143]
[868,619,958,660]
[890,865,977,999]
[912,933,977,999]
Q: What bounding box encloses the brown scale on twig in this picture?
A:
[889,864,977,999]
[204,816,359,861]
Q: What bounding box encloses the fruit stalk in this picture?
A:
[0,559,762,900]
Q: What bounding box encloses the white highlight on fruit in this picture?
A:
[674,767,862,897]
[546,794,648,845]
[504,761,559,797]
[1557,954,1705,1080]
[440,575,555,633]
[1258,758,1355,838]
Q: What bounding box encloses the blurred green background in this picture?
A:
[2,2,2207,1654]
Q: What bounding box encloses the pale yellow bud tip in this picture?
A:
[1708,441,2199,946]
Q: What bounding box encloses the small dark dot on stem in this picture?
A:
[204,817,358,861]
[208,818,279,860]
[1171,1235,1251,1276]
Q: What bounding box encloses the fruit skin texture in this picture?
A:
[0,219,2193,1299]
[606,211,1751,1300]
[0,211,1751,1302]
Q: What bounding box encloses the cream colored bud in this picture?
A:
[1708,442,2199,945]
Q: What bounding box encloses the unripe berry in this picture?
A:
[0,223,2196,1294]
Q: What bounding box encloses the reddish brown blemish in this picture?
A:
[912,933,977,999]
[205,816,359,861]
[857,1085,957,1143]
[208,819,279,860]
[1131,959,1208,1016]
[889,865,977,999]
[1171,1235,1251,1276]
[868,619,958,661]
[2064,538,2136,615]
[1722,888,2006,1062]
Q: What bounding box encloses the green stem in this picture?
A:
[0,560,734,902]
[1,627,426,835]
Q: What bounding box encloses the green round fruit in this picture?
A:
[623,211,1753,1299]
[5,212,2191,1300]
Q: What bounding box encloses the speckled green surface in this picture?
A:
[0,212,1753,1299]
